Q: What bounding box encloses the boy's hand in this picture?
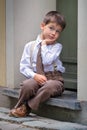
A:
[34,74,47,85]
[41,39,56,45]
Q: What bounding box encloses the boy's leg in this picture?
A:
[28,80,64,110]
[15,78,40,108]
[9,78,40,117]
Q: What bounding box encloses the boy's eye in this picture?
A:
[49,26,61,33]
[56,30,61,33]
[49,26,54,30]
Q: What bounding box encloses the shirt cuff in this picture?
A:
[31,72,36,78]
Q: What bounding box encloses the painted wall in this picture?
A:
[78,0,87,100]
[6,0,14,87]
[0,0,6,86]
[6,0,56,88]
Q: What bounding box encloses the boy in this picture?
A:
[10,11,66,117]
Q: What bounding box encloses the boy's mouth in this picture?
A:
[48,35,55,39]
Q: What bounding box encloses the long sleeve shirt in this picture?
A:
[20,35,65,78]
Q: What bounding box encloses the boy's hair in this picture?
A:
[43,11,66,30]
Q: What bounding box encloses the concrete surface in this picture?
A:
[0,107,87,130]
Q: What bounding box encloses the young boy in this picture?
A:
[10,11,66,117]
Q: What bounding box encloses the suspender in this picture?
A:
[30,41,36,67]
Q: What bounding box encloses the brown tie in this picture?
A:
[36,43,44,75]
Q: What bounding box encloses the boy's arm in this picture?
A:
[20,43,47,84]
[20,43,36,78]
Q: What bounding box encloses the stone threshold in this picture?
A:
[1,87,81,111]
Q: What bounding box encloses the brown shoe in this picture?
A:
[9,104,31,117]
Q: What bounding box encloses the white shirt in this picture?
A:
[20,35,65,78]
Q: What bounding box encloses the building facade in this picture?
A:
[0,0,87,123]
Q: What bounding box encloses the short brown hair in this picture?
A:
[43,11,66,30]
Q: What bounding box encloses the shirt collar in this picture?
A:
[36,35,42,45]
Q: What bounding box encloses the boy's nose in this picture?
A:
[52,30,56,35]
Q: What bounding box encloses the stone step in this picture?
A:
[2,88,81,110]
[0,107,87,130]
[1,88,85,125]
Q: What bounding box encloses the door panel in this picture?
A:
[0,0,6,86]
[56,0,77,90]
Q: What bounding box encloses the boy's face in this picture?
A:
[40,22,62,44]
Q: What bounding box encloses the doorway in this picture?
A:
[57,0,77,90]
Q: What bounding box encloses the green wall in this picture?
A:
[56,0,77,90]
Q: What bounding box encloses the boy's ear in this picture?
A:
[40,22,45,30]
